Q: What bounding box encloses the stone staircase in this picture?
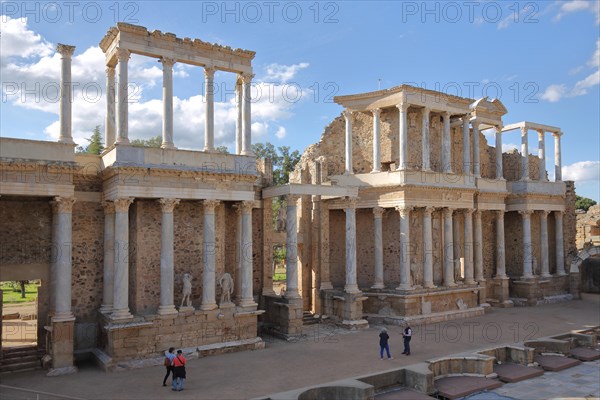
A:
[0,346,44,373]
[302,311,319,326]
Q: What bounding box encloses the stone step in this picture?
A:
[0,360,42,373]
[0,354,42,364]
[435,376,502,400]
[534,355,582,372]
[2,348,44,360]
[570,347,600,361]
[494,362,544,383]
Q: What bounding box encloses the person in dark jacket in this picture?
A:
[379,328,393,359]
[162,347,176,386]
[402,325,412,355]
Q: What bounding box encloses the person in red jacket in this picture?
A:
[172,350,187,391]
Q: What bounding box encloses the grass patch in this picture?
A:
[1,282,38,304]
[273,273,287,282]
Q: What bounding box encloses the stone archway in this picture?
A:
[570,246,600,297]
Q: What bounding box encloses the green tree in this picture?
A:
[215,145,229,154]
[576,195,597,212]
[251,142,301,185]
[130,135,162,148]
[76,125,104,154]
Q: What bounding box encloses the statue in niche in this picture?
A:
[454,259,463,282]
[218,272,234,305]
[532,256,538,276]
[275,203,287,232]
[180,273,193,308]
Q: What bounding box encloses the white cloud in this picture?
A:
[554,0,600,24]
[502,143,519,153]
[275,126,286,139]
[571,70,600,96]
[562,161,600,182]
[263,63,309,83]
[541,84,567,102]
[0,17,53,60]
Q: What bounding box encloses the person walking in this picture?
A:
[172,350,187,391]
[162,347,176,387]
[402,324,412,355]
[379,328,393,360]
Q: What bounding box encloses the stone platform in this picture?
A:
[493,363,544,383]
[375,387,432,399]
[434,376,502,399]
[533,355,581,371]
[570,347,600,361]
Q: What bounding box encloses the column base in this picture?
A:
[521,274,535,280]
[284,291,301,299]
[58,137,75,145]
[115,138,130,145]
[261,287,276,296]
[203,146,215,153]
[161,143,177,150]
[219,301,236,309]
[344,284,360,293]
[445,282,458,287]
[423,283,437,289]
[541,273,552,278]
[98,305,113,314]
[199,303,217,311]
[464,279,477,285]
[370,169,381,174]
[157,305,178,315]
[238,299,258,308]
[110,309,133,320]
[240,150,255,156]
[51,313,75,323]
[320,282,333,290]
[371,283,384,289]
[47,366,78,377]
[178,306,195,313]
[556,272,567,277]
[395,284,414,291]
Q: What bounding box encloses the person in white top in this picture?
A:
[402,325,412,355]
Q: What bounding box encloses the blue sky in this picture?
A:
[1,1,599,200]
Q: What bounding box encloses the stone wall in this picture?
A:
[575,202,599,249]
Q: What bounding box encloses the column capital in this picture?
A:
[113,197,134,212]
[520,126,528,135]
[442,110,451,118]
[56,43,75,58]
[471,118,480,128]
[102,200,115,215]
[116,47,131,61]
[536,129,545,137]
[396,102,409,112]
[371,108,381,117]
[51,196,76,214]
[495,125,504,133]
[463,209,474,216]
[423,107,430,115]
[240,72,255,83]
[539,210,550,217]
[285,194,301,204]
[554,210,564,216]
[442,207,454,217]
[474,209,482,217]
[423,206,435,215]
[160,57,176,69]
[553,131,563,137]
[345,197,357,210]
[240,200,256,214]
[518,209,534,216]
[395,205,413,216]
[373,206,385,217]
[158,198,180,213]
[204,65,216,78]
[203,199,220,213]
[462,114,471,123]
[105,66,116,77]
[342,109,353,119]
[496,209,505,219]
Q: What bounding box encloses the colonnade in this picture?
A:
[519,210,566,279]
[519,127,563,181]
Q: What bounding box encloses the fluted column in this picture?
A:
[161,58,176,149]
[111,197,134,320]
[344,198,359,293]
[235,78,243,155]
[100,201,115,314]
[200,200,219,310]
[554,132,562,181]
[396,206,413,290]
[442,111,452,173]
[422,108,431,171]
[555,211,566,275]
[537,130,546,181]
[472,119,481,177]
[51,196,76,321]
[105,66,116,147]
[397,103,409,170]
[443,208,456,286]
[495,210,507,278]
[158,198,180,315]
[285,195,300,298]
[540,210,551,278]
[372,109,381,173]
[462,115,470,174]
[343,110,353,174]
[372,207,384,289]
[116,48,130,144]
[241,73,254,156]
[520,210,534,279]
[463,209,475,284]
[495,126,503,179]
[423,207,435,288]
[203,66,215,152]
[520,127,530,181]
[474,210,484,281]
[240,201,257,306]
[234,205,242,300]
[57,44,75,144]
[453,211,461,281]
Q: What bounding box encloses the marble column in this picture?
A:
[344,198,359,293]
[319,201,333,290]
[397,103,409,170]
[111,197,134,320]
[554,133,562,181]
[201,200,219,310]
[453,211,461,281]
[57,44,75,144]
[396,206,413,290]
[520,210,534,279]
[422,108,431,171]
[285,195,300,298]
[495,210,507,278]
[555,211,566,275]
[158,198,180,315]
[372,207,384,289]
[495,126,504,179]
[343,110,354,174]
[463,209,475,284]
[442,111,452,173]
[240,201,257,306]
[537,130,546,181]
[372,109,381,173]
[105,66,116,147]
[462,115,470,174]
[520,127,530,181]
[51,196,75,321]
[116,48,130,144]
[423,207,435,288]
[474,210,484,282]
[540,210,551,278]
[234,205,242,300]
[100,201,115,314]
[235,78,243,155]
[161,58,176,149]
[472,119,481,178]
[443,208,456,286]
[203,66,215,152]
[241,73,254,156]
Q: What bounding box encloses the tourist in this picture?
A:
[162,347,176,387]
[402,325,412,355]
[379,328,393,360]
[172,350,187,391]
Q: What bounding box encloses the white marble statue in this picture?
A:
[218,272,234,304]
[181,273,193,308]
[275,204,286,232]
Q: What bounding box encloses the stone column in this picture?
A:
[463,209,475,284]
[57,44,75,144]
[520,127,530,181]
[116,48,130,144]
[474,210,484,282]
[343,110,353,174]
[554,132,562,181]
[105,66,116,147]
[495,210,507,278]
[203,66,215,152]
[372,207,384,289]
[111,197,134,320]
[158,198,180,315]
[462,115,470,174]
[453,211,462,281]
[372,109,381,173]
[235,78,243,155]
[344,198,359,293]
[240,201,257,306]
[51,196,76,320]
[520,210,534,279]
[397,103,409,170]
[241,73,254,156]
[161,58,176,149]
[423,108,431,171]
[319,201,333,290]
[472,119,481,178]
[100,201,115,314]
[495,126,504,179]
[234,205,243,300]
[422,207,435,288]
[540,210,551,278]
[443,208,456,286]
[200,200,219,310]
[442,111,452,173]
[285,195,300,298]
[537,130,546,181]
[396,206,413,290]
[555,211,566,275]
